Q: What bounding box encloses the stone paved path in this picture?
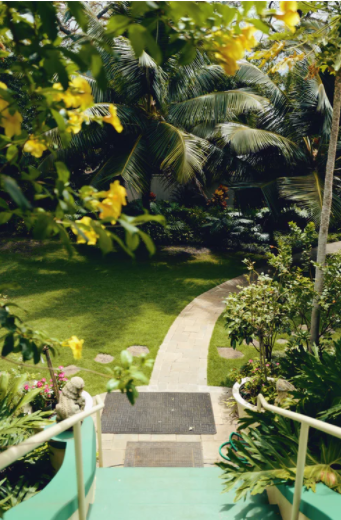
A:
[150,275,247,389]
[98,274,249,468]
[97,241,341,467]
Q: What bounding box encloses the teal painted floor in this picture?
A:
[87,467,281,519]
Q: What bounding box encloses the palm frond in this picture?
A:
[168,89,268,130]
[235,60,286,108]
[149,122,209,184]
[92,135,151,192]
[279,173,341,225]
[217,123,300,160]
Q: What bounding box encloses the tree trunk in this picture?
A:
[310,68,341,348]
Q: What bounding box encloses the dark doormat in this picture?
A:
[124,442,203,467]
[101,392,216,434]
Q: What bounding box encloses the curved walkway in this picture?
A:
[149,274,247,391]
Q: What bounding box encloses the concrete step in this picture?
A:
[88,467,281,519]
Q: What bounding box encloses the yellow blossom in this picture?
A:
[103,104,123,133]
[72,216,99,245]
[240,26,257,51]
[63,335,83,360]
[52,77,94,110]
[215,27,256,77]
[275,1,300,32]
[66,111,87,134]
[1,109,23,138]
[98,180,127,224]
[24,136,47,158]
[0,82,7,90]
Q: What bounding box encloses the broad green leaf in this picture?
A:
[55,161,70,183]
[2,176,32,210]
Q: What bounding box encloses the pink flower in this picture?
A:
[44,388,49,393]
[58,366,64,370]
[255,368,259,371]
[58,372,65,378]
[50,379,53,382]
[276,363,280,366]
[266,364,269,367]
[41,378,46,383]
[249,360,253,363]
[36,381,43,388]
[262,383,265,386]
[24,384,30,391]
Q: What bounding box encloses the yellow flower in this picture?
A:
[1,109,23,138]
[275,1,300,32]
[63,335,83,360]
[66,111,87,134]
[0,82,7,90]
[52,77,94,110]
[103,104,123,133]
[215,28,256,77]
[98,180,127,224]
[240,25,257,51]
[69,76,93,110]
[23,136,47,158]
[72,216,99,245]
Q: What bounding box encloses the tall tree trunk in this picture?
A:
[310,68,341,348]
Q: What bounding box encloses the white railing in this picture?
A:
[0,395,105,520]
[257,393,341,520]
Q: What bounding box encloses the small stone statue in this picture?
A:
[275,378,296,406]
[56,376,85,422]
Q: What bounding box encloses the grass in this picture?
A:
[0,240,255,395]
[207,314,288,387]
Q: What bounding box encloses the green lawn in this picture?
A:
[0,241,253,395]
[207,314,288,387]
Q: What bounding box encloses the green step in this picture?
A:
[88,467,281,520]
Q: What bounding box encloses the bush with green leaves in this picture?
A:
[0,370,53,512]
[228,358,281,406]
[223,221,341,381]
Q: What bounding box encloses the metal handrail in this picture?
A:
[257,393,341,520]
[0,395,105,520]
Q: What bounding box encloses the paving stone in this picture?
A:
[127,345,150,357]
[94,353,114,364]
[276,339,289,345]
[64,365,80,377]
[217,347,244,359]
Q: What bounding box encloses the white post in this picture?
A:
[96,396,104,468]
[73,421,86,520]
[291,423,310,520]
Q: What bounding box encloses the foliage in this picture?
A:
[228,358,281,405]
[0,444,53,512]
[207,185,229,208]
[26,367,68,411]
[0,369,53,512]
[0,370,51,448]
[218,409,341,501]
[281,339,341,426]
[223,221,341,378]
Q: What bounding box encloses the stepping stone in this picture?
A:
[127,346,150,357]
[64,365,80,377]
[95,354,114,364]
[217,347,244,359]
[243,339,259,348]
[276,339,288,345]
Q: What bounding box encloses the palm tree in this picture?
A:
[196,58,341,224]
[42,5,268,207]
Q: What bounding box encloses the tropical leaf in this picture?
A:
[217,123,300,160]
[168,90,268,129]
[149,122,209,184]
[279,172,341,225]
[92,135,151,192]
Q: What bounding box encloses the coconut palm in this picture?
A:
[42,4,268,206]
[187,58,341,224]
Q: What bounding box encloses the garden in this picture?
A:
[1,1,341,520]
